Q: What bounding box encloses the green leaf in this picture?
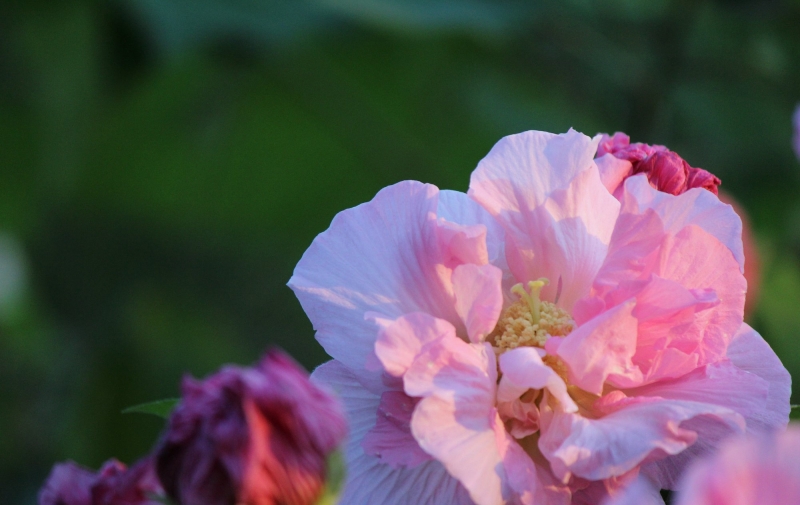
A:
[122,398,180,419]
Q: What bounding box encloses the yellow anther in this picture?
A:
[489,277,573,353]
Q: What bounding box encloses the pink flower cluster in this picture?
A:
[292,129,790,504]
[38,350,346,505]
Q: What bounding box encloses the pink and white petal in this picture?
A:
[538,394,745,482]
[725,323,791,433]
[652,226,746,364]
[469,129,600,213]
[290,181,457,376]
[595,153,633,196]
[498,346,577,412]
[403,333,544,505]
[555,299,642,394]
[621,175,744,272]
[437,189,505,266]
[373,312,455,378]
[311,361,473,505]
[469,130,619,309]
[452,263,504,343]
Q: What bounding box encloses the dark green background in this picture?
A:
[2,0,800,502]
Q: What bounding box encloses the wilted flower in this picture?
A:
[292,129,790,504]
[38,458,162,505]
[154,349,346,505]
[673,426,800,505]
[596,132,720,196]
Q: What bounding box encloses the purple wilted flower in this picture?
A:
[155,349,346,505]
[38,458,162,505]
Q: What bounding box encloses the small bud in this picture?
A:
[636,151,690,195]
[38,462,96,505]
[686,167,721,196]
[155,349,346,505]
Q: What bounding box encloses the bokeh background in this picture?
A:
[2,0,800,502]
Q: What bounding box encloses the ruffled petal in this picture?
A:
[291,181,497,377]
[554,299,642,394]
[452,263,504,343]
[725,323,791,433]
[538,393,745,482]
[361,391,431,468]
[498,346,577,412]
[620,175,744,272]
[469,129,600,212]
[469,130,619,309]
[311,361,473,505]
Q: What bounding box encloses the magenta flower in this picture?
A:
[38,458,162,505]
[292,129,790,504]
[596,132,720,196]
[154,349,346,505]
[674,426,800,505]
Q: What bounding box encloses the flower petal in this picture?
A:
[555,299,642,394]
[311,361,473,505]
[469,130,620,309]
[725,323,791,433]
[539,393,745,482]
[621,175,744,272]
[498,346,577,413]
[452,263,504,343]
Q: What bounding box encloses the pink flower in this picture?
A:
[292,130,790,504]
[673,426,800,505]
[154,349,346,505]
[38,458,162,505]
[595,132,720,196]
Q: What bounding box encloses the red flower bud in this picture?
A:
[596,132,720,195]
[636,150,690,195]
[155,350,346,505]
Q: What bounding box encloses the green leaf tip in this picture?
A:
[122,398,180,419]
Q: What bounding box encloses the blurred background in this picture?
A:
[2,0,800,502]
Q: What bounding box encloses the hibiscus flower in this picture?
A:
[290,129,790,505]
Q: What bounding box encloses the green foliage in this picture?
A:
[122,399,180,419]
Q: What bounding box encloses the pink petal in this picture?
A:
[621,175,744,272]
[373,312,454,378]
[595,153,633,195]
[452,263,504,343]
[437,189,505,266]
[725,323,791,433]
[311,361,474,505]
[382,313,546,505]
[539,393,745,482]
[675,428,800,505]
[498,346,577,413]
[291,181,501,380]
[469,130,620,309]
[555,299,642,394]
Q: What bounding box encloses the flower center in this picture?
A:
[488,278,574,353]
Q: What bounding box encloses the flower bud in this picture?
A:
[636,150,689,195]
[155,349,346,505]
[38,462,95,505]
